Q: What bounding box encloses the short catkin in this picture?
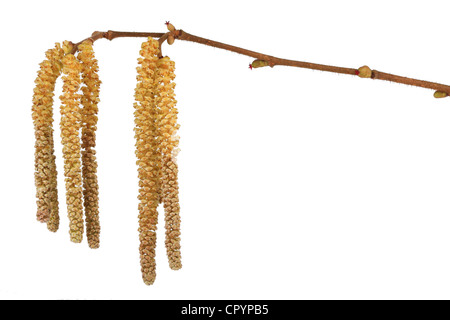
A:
[78,40,101,249]
[60,49,84,243]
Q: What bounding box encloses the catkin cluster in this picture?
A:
[32,43,64,231]
[32,40,102,246]
[134,37,182,285]
[32,34,182,286]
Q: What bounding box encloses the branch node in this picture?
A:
[105,30,114,41]
[91,31,103,40]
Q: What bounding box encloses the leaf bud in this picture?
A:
[357,65,372,78]
[434,91,448,98]
[251,59,269,68]
[165,21,176,32]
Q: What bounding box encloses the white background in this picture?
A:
[2,0,450,300]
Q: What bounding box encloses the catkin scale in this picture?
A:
[60,53,84,243]
[78,40,101,249]
[32,43,64,230]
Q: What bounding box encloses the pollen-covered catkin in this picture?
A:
[78,40,101,249]
[60,50,84,243]
[134,37,161,285]
[32,43,64,229]
[155,57,182,270]
[46,46,64,232]
[46,129,60,232]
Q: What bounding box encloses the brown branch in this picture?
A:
[177,30,357,74]
[69,27,450,97]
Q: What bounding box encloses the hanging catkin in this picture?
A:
[134,37,161,285]
[32,43,64,230]
[78,40,101,249]
[155,57,182,270]
[60,45,84,243]
[33,28,184,285]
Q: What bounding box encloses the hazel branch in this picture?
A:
[69,25,450,97]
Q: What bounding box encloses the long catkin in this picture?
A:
[32,43,64,229]
[78,40,101,249]
[155,57,182,270]
[134,37,161,285]
[60,51,84,243]
[47,117,60,232]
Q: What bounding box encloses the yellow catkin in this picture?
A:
[156,57,182,270]
[78,40,101,249]
[32,43,64,229]
[134,37,161,285]
[60,51,84,243]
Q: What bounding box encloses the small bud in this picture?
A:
[167,35,175,45]
[251,59,269,68]
[357,65,372,78]
[434,91,448,98]
[62,41,74,54]
[165,21,176,32]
